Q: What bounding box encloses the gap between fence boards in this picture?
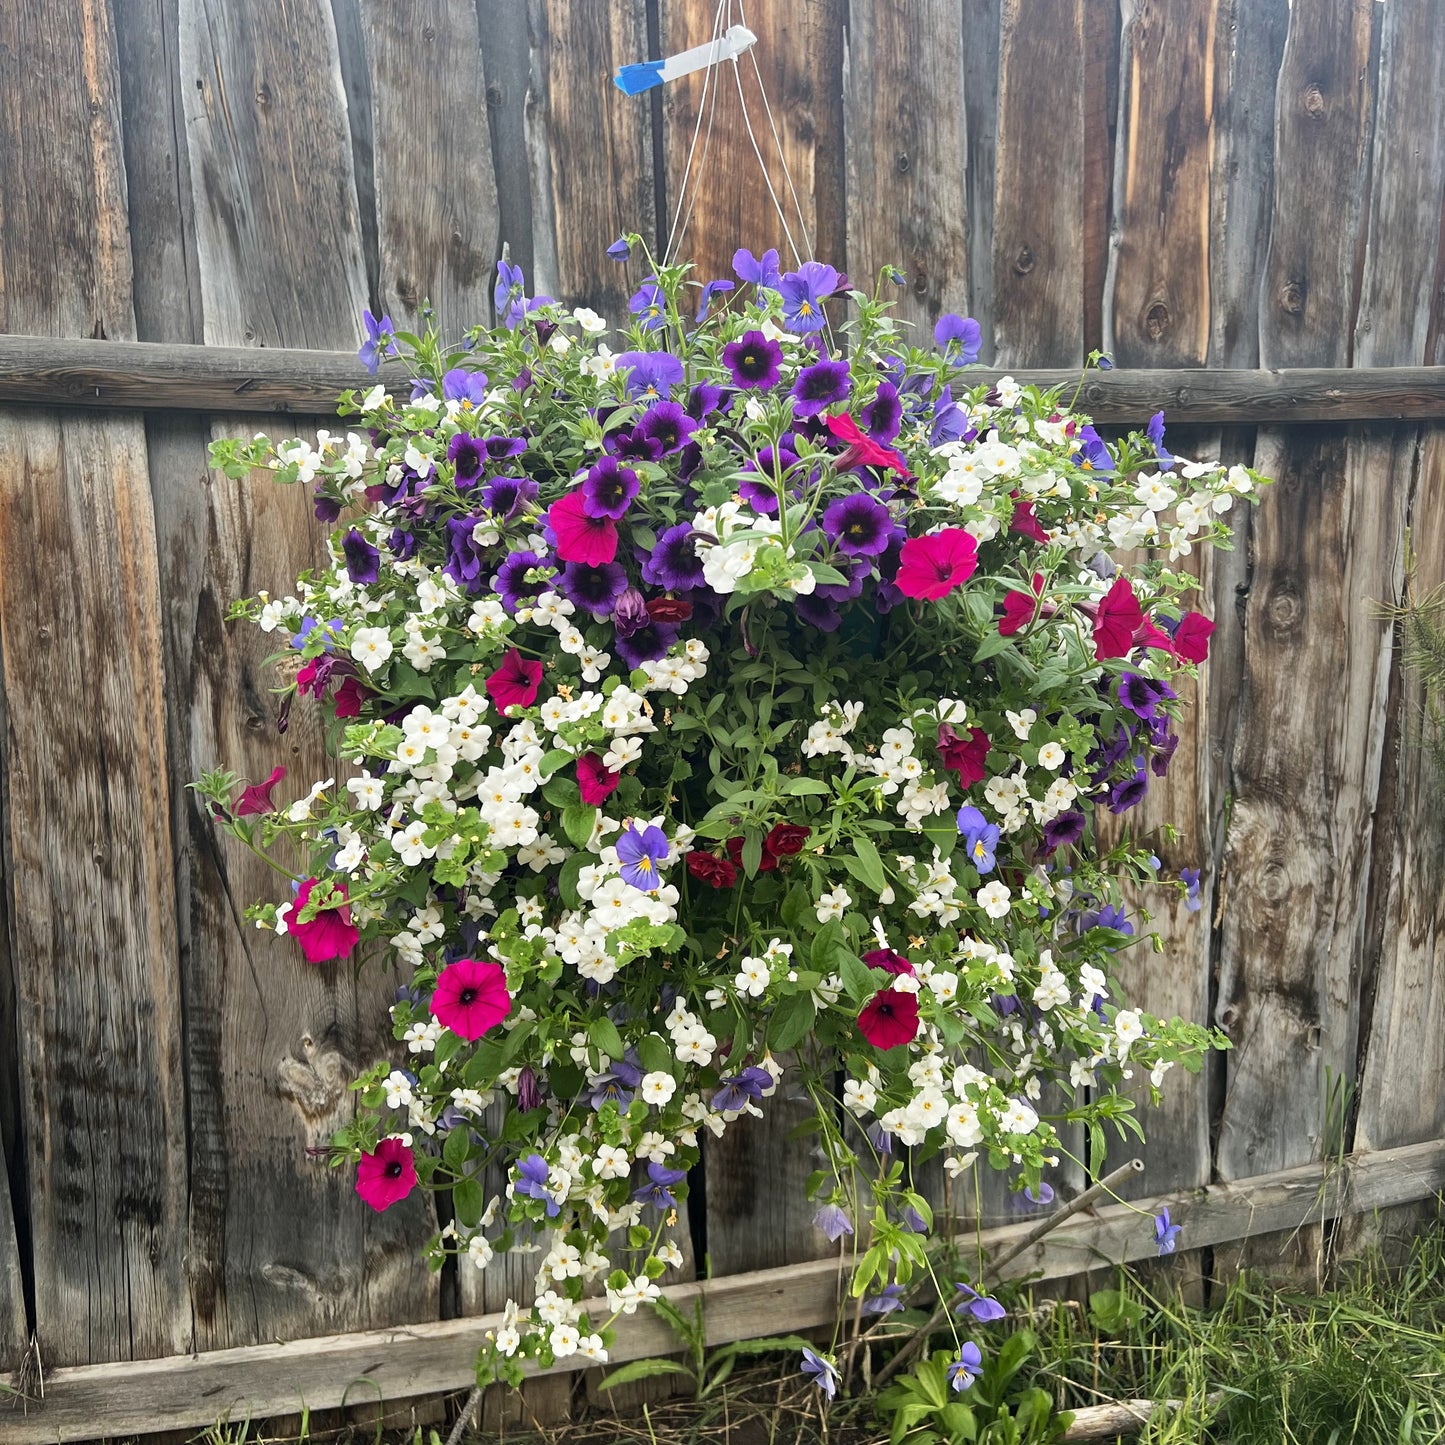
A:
[5,1137,1442,1444]
[0,336,1441,422]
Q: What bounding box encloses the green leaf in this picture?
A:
[973,630,1011,663]
[442,1125,471,1171]
[767,992,817,1050]
[637,1033,672,1074]
[596,1359,695,1392]
[539,748,573,779]
[452,1176,483,1228]
[561,803,597,849]
[839,949,877,1003]
[849,835,888,895]
[589,1016,625,1061]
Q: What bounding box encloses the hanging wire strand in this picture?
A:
[663,0,727,266]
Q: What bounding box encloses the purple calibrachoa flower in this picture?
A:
[813,1203,854,1242]
[614,350,684,400]
[494,549,546,612]
[447,432,486,486]
[822,492,892,556]
[642,523,705,591]
[581,456,640,519]
[956,805,1000,874]
[617,822,669,890]
[628,278,667,330]
[934,313,983,364]
[636,400,696,456]
[733,246,781,289]
[359,309,399,374]
[953,1282,1007,1322]
[695,278,734,323]
[791,358,852,417]
[341,528,380,585]
[948,1343,984,1392]
[1118,672,1177,721]
[1108,768,1149,814]
[481,475,538,520]
[632,1160,688,1210]
[1042,809,1087,853]
[1155,1206,1182,1254]
[779,261,839,332]
[615,619,679,669]
[800,1348,840,1400]
[559,561,628,617]
[515,1153,560,1217]
[494,260,527,329]
[722,330,783,389]
[860,381,902,441]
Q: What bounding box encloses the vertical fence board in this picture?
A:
[1348,0,1445,1241]
[362,0,500,338]
[962,0,1002,362]
[844,0,967,335]
[526,0,654,320]
[992,0,1083,367]
[476,0,537,282]
[0,1148,23,1368]
[176,0,437,1349]
[659,0,845,287]
[1214,0,1384,1229]
[1103,0,1217,369]
[0,0,192,1367]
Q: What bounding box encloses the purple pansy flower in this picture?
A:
[791,358,852,417]
[494,260,527,330]
[779,261,839,332]
[617,823,669,890]
[695,278,734,323]
[515,1153,559,1217]
[607,236,631,261]
[442,368,488,404]
[733,247,782,290]
[863,1283,906,1315]
[934,313,983,364]
[956,805,999,874]
[711,1066,772,1112]
[628,278,667,331]
[358,309,399,374]
[1148,411,1177,469]
[1075,424,1115,473]
[1180,867,1202,912]
[614,350,684,400]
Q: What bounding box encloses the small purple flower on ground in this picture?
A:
[1155,1207,1182,1255]
[800,1348,840,1400]
[948,1342,984,1391]
[953,1282,1007,1322]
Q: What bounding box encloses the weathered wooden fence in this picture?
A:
[1,0,1443,1433]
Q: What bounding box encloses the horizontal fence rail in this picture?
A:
[7,1138,1443,1444]
[0,336,1443,422]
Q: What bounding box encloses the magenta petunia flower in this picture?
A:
[577,751,621,804]
[355,1137,417,1212]
[549,488,619,565]
[857,985,920,1050]
[895,528,978,600]
[485,647,544,713]
[235,764,285,817]
[1171,610,1214,664]
[431,957,511,1040]
[290,877,360,964]
[1092,575,1142,659]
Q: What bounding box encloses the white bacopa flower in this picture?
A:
[640,1072,678,1107]
[815,886,852,923]
[1036,741,1066,771]
[350,625,393,673]
[843,1078,878,1115]
[1114,1009,1144,1052]
[976,880,1012,919]
[1001,1098,1040,1135]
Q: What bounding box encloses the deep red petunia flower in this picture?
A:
[999,574,1045,637]
[577,751,621,804]
[936,723,991,787]
[549,488,619,565]
[895,529,978,601]
[823,410,912,477]
[726,835,779,872]
[1009,499,1050,544]
[333,675,369,718]
[862,947,915,976]
[355,1137,418,1212]
[1172,610,1214,664]
[486,647,544,713]
[858,986,920,1050]
[235,765,286,817]
[686,850,739,889]
[290,877,360,964]
[765,823,811,856]
[431,957,511,1040]
[645,596,693,623]
[1093,575,1143,660]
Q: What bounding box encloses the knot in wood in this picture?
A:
[1264,580,1303,638]
[912,273,928,296]
[1279,279,1306,315]
[1013,246,1035,277]
[1302,83,1326,118]
[422,24,436,41]
[1144,301,1171,339]
[1217,1003,1241,1032]
[255,82,272,111]
[896,151,910,174]
[486,83,503,106]
[1259,860,1291,906]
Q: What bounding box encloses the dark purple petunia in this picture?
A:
[494,549,545,612]
[733,247,781,289]
[642,523,705,591]
[581,456,640,519]
[815,556,868,604]
[613,350,684,400]
[934,313,983,364]
[791,358,852,417]
[722,330,784,389]
[388,527,418,560]
[342,528,380,585]
[615,620,679,669]
[1151,731,1180,776]
[822,492,893,557]
[636,400,697,457]
[558,561,628,617]
[447,432,486,487]
[1118,672,1178,721]
[779,261,839,333]
[443,516,487,591]
[795,593,842,632]
[687,382,726,420]
[1108,769,1149,814]
[482,435,527,462]
[607,427,664,464]
[1042,810,1086,853]
[611,587,651,638]
[314,491,342,524]
[481,475,538,520]
[861,382,902,442]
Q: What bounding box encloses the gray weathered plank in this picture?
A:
[0,1137,26,1370]
[10,1137,1445,1444]
[361,0,500,337]
[992,0,1084,367]
[176,0,437,1348]
[527,0,655,320]
[963,0,1002,363]
[475,0,536,282]
[844,0,968,335]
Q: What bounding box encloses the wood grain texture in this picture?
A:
[178,0,369,349]
[0,1138,26,1369]
[11,1137,1445,1444]
[659,0,846,287]
[0,412,190,1364]
[963,0,1002,364]
[1081,0,1118,356]
[476,0,537,280]
[527,0,655,320]
[1104,0,1217,368]
[361,0,500,337]
[176,0,436,1348]
[844,0,968,334]
[992,0,1084,367]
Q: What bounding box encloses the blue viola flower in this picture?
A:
[948,1342,984,1391]
[695,278,734,323]
[494,260,528,330]
[515,1153,560,1217]
[1148,410,1177,469]
[358,309,399,375]
[632,1160,688,1210]
[733,246,781,290]
[628,278,668,331]
[617,822,670,891]
[956,805,1000,875]
[1180,867,1202,913]
[953,1281,1007,1322]
[711,1065,772,1112]
[863,1283,906,1315]
[613,350,684,400]
[813,1203,854,1242]
[778,261,839,333]
[934,313,983,364]
[607,236,631,261]
[442,368,489,405]
[1155,1206,1182,1255]
[800,1347,840,1400]
[1075,424,1115,473]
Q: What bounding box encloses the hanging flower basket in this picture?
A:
[201,238,1265,1388]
